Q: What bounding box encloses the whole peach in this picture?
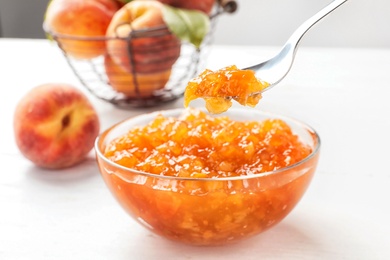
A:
[44,0,119,59]
[106,0,181,74]
[104,54,171,98]
[158,0,216,14]
[13,83,100,169]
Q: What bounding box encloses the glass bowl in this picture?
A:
[95,108,321,246]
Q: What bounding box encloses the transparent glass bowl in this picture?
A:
[95,108,321,246]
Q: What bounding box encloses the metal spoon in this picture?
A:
[246,0,349,93]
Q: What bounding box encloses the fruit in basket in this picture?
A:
[161,4,211,49]
[158,0,216,14]
[106,0,181,74]
[13,83,100,169]
[44,0,120,59]
[104,54,171,97]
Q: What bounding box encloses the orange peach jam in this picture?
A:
[103,108,311,178]
[101,108,317,246]
[184,65,269,114]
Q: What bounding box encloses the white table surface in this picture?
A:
[1,38,389,259]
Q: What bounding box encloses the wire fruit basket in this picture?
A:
[44,1,237,108]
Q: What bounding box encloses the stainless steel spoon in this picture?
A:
[247,0,349,93]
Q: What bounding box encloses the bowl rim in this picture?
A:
[95,107,321,182]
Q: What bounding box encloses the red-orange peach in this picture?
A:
[104,54,171,97]
[13,83,100,169]
[44,0,120,59]
[106,0,181,74]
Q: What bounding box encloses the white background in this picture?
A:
[0,0,389,48]
[213,0,390,48]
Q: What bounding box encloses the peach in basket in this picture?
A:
[95,108,320,246]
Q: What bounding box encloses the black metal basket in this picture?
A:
[44,1,237,108]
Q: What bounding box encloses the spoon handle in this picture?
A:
[247,0,349,89]
[287,0,349,51]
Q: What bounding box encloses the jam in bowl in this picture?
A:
[95,108,320,246]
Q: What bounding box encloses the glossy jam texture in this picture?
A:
[104,108,311,178]
[100,108,317,246]
[184,65,269,114]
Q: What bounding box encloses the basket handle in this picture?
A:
[218,0,238,13]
